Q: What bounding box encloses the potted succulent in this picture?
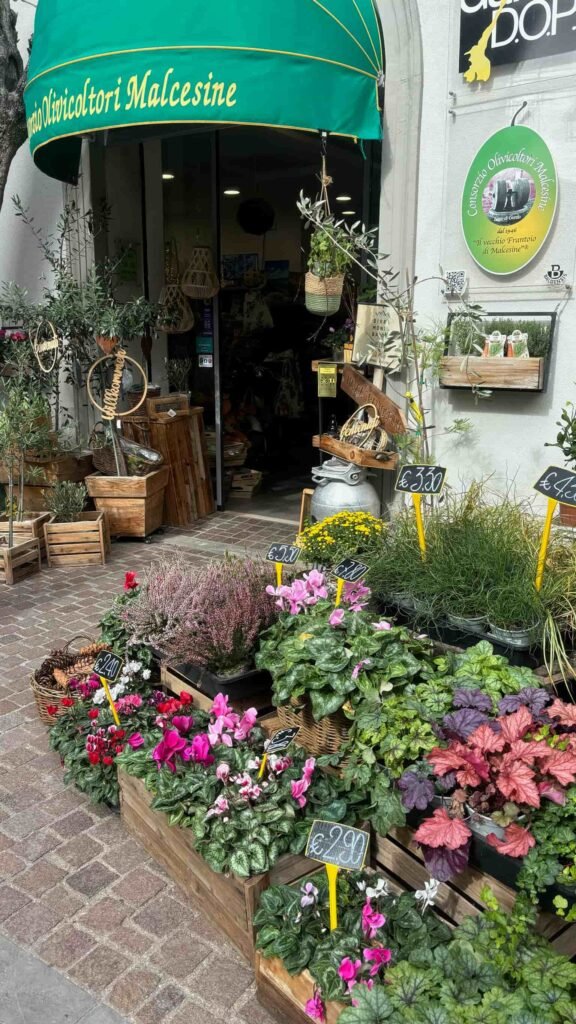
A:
[44,481,108,567]
[546,399,576,526]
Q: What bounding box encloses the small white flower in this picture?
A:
[119,675,130,686]
[247,758,260,771]
[415,878,440,913]
[365,877,390,901]
[356,880,366,892]
[262,782,269,788]
[110,683,126,700]
[142,669,151,681]
[129,661,142,673]
[93,689,106,705]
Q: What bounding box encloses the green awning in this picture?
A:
[26,0,383,183]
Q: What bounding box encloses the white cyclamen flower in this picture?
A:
[366,877,390,900]
[92,689,106,705]
[414,878,440,913]
[129,661,142,673]
[142,669,151,680]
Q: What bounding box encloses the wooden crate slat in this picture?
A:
[439,356,544,391]
[312,435,398,471]
[256,956,344,1024]
[161,665,272,715]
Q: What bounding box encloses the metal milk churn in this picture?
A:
[310,457,381,522]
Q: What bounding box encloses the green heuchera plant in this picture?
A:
[255,870,451,1004]
[517,784,576,921]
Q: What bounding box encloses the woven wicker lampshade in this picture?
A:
[157,284,195,334]
[181,247,220,299]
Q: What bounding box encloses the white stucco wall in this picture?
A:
[0,4,63,298]
[409,0,576,501]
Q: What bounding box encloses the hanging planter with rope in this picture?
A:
[158,239,195,333]
[304,136,347,317]
[181,246,220,299]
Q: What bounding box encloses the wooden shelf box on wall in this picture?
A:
[439,356,545,392]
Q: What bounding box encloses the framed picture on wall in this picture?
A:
[352,302,403,371]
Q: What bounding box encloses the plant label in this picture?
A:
[93,650,123,682]
[266,727,300,755]
[306,820,370,871]
[396,465,447,496]
[534,465,576,507]
[266,544,301,565]
[332,558,369,583]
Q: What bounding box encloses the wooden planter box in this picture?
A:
[256,955,344,1024]
[118,769,315,963]
[161,664,273,716]
[439,356,545,392]
[85,467,169,538]
[0,454,94,511]
[0,512,51,561]
[0,538,41,585]
[44,512,109,567]
[373,827,575,956]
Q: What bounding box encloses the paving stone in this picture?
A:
[16,828,62,862]
[37,924,97,968]
[134,983,187,1024]
[0,883,31,920]
[148,930,211,980]
[52,809,96,839]
[55,834,104,869]
[15,858,67,895]
[132,894,194,937]
[0,806,52,838]
[101,838,150,874]
[107,966,163,1015]
[2,899,64,945]
[237,994,280,1024]
[170,1004,226,1024]
[69,944,132,995]
[78,896,130,934]
[0,849,25,878]
[192,955,254,1008]
[106,923,155,956]
[67,861,120,897]
[41,882,86,917]
[111,867,166,906]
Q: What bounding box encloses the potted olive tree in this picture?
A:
[546,400,576,527]
[44,481,108,567]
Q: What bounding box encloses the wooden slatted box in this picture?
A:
[0,538,41,585]
[44,512,109,567]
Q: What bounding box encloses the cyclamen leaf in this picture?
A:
[496,761,540,808]
[442,708,489,741]
[397,772,435,811]
[486,823,536,858]
[541,749,576,786]
[413,807,471,850]
[420,839,471,881]
[229,848,251,877]
[546,698,576,727]
[498,706,534,744]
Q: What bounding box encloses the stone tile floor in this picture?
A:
[0,514,282,1024]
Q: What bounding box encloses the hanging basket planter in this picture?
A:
[181,247,220,299]
[305,272,344,316]
[157,285,195,334]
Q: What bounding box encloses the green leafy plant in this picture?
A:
[0,385,52,544]
[546,398,576,465]
[47,481,87,523]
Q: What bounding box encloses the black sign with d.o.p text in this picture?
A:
[306,821,370,871]
[460,0,576,75]
[534,466,576,508]
[266,543,301,566]
[396,465,446,496]
[93,650,123,683]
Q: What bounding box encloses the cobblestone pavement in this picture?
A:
[0,515,282,1024]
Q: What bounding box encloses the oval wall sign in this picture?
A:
[461,125,558,275]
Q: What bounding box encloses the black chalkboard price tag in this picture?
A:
[266,543,301,565]
[266,727,300,755]
[93,650,123,683]
[332,557,369,584]
[306,820,370,871]
[534,466,576,507]
[395,465,447,496]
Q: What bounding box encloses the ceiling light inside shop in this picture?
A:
[162,173,175,180]
[336,195,352,202]
[223,189,241,196]
[342,210,356,216]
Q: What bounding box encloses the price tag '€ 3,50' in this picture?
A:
[306,821,370,931]
[92,650,123,726]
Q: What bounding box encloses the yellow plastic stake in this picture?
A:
[535,498,558,592]
[326,863,340,931]
[258,753,268,779]
[275,562,283,588]
[335,578,345,607]
[412,493,427,558]
[100,676,120,726]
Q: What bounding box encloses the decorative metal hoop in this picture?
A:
[86,350,148,420]
[31,320,59,373]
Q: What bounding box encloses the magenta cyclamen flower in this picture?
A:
[234,707,258,741]
[183,733,215,767]
[305,993,326,1023]
[171,715,194,734]
[352,659,370,680]
[361,899,386,939]
[363,947,392,976]
[338,957,362,986]
[127,733,145,749]
[152,729,187,772]
[212,693,231,718]
[291,758,315,808]
[329,608,345,628]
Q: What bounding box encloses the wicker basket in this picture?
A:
[89,423,164,477]
[340,404,389,453]
[305,272,344,317]
[31,636,108,724]
[276,699,349,757]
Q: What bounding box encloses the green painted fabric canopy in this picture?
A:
[26,0,383,182]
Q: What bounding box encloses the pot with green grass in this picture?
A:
[487,583,543,648]
[44,482,108,568]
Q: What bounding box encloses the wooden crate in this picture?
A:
[373,828,576,956]
[146,393,190,419]
[312,435,398,471]
[256,955,344,1024]
[439,356,545,391]
[85,467,169,537]
[0,452,94,488]
[160,664,273,716]
[0,512,51,561]
[44,512,108,568]
[0,538,41,585]
[118,770,315,963]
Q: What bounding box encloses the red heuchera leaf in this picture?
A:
[486,823,536,858]
[547,699,576,728]
[455,764,484,787]
[496,761,540,807]
[427,745,469,776]
[538,780,567,805]
[468,723,505,754]
[541,750,576,787]
[413,807,472,850]
[501,740,549,766]
[498,706,534,744]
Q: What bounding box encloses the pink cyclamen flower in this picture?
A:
[352,660,370,681]
[234,707,258,741]
[304,569,327,593]
[269,754,292,774]
[305,993,326,1023]
[183,733,215,767]
[171,715,194,734]
[216,763,231,782]
[212,693,231,718]
[291,779,308,808]
[303,757,316,784]
[206,796,229,819]
[373,620,392,631]
[329,609,345,628]
[127,733,145,749]
[152,729,187,771]
[363,947,392,976]
[300,882,319,908]
[338,957,362,985]
[343,580,371,611]
[361,900,386,939]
